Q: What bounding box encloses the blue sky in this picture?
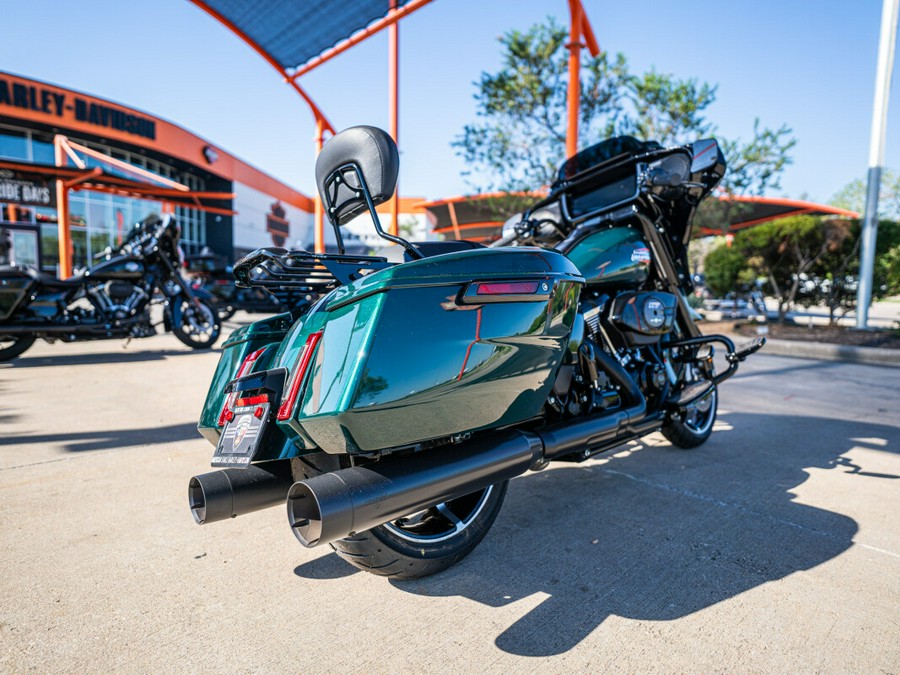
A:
[1,0,895,207]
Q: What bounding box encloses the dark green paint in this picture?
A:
[564,226,651,287]
[274,247,583,455]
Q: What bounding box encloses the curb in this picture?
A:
[753,337,900,368]
[711,328,900,368]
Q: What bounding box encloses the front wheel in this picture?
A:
[216,304,237,321]
[170,297,221,349]
[0,334,36,361]
[662,385,717,449]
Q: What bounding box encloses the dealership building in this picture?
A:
[0,71,350,274]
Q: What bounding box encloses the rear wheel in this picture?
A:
[296,453,508,579]
[0,334,36,361]
[171,297,221,349]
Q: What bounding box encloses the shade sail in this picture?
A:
[198,0,418,72]
[694,196,859,236]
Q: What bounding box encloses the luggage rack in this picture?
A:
[231,248,392,313]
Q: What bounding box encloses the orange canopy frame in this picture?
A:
[46,135,235,277]
[188,0,598,251]
[422,193,861,244]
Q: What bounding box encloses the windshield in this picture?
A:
[556,136,661,184]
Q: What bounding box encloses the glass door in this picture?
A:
[9,227,40,267]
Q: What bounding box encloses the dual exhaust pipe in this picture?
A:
[190,391,654,549]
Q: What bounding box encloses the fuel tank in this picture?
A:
[85,255,146,281]
[562,225,651,288]
[274,247,584,455]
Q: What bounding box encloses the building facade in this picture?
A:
[0,71,324,274]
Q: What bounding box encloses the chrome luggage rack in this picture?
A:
[231,247,391,315]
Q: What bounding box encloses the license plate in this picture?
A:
[212,402,269,467]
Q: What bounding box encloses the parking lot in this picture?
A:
[1,318,898,673]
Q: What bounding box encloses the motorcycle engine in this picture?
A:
[90,281,148,320]
[608,291,678,346]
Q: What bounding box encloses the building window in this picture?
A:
[0,122,211,269]
[0,128,28,160]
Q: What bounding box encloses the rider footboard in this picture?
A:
[231,248,392,313]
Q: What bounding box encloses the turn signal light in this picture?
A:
[217,347,267,427]
[277,331,323,421]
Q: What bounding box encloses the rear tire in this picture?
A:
[0,334,36,361]
[295,453,508,579]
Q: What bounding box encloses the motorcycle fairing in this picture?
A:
[268,246,584,456]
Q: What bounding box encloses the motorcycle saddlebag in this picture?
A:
[0,265,35,321]
[275,247,584,455]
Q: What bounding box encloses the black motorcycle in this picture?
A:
[184,250,285,321]
[0,214,221,361]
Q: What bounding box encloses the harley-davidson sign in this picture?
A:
[0,169,55,207]
[0,74,156,141]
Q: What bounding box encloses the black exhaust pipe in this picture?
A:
[192,348,655,543]
[287,430,543,547]
[288,386,652,548]
[189,460,294,524]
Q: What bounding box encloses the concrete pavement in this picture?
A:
[1,325,898,672]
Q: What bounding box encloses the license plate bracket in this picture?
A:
[212,402,270,467]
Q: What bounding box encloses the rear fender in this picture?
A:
[197,312,294,445]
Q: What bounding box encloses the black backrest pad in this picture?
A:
[315,126,399,227]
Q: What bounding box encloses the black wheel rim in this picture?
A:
[382,486,495,543]
[683,387,716,435]
[178,300,217,345]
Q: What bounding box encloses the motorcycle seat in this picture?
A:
[3,264,86,288]
[376,239,485,263]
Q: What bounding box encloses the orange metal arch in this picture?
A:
[566,0,600,159]
[188,0,337,252]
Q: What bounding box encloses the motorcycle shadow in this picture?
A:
[5,347,220,369]
[300,411,895,657]
[0,422,200,452]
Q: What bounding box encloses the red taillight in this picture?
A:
[476,281,539,295]
[217,347,267,427]
[277,331,323,421]
[235,394,269,407]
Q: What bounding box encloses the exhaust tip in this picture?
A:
[188,476,208,524]
[287,482,322,547]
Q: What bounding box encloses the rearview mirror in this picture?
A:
[690,139,720,173]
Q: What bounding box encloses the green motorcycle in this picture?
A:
[187,126,763,579]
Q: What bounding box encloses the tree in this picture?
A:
[702,216,853,322]
[455,19,628,194]
[703,215,900,324]
[703,244,752,297]
[831,170,900,220]
[454,18,796,201]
